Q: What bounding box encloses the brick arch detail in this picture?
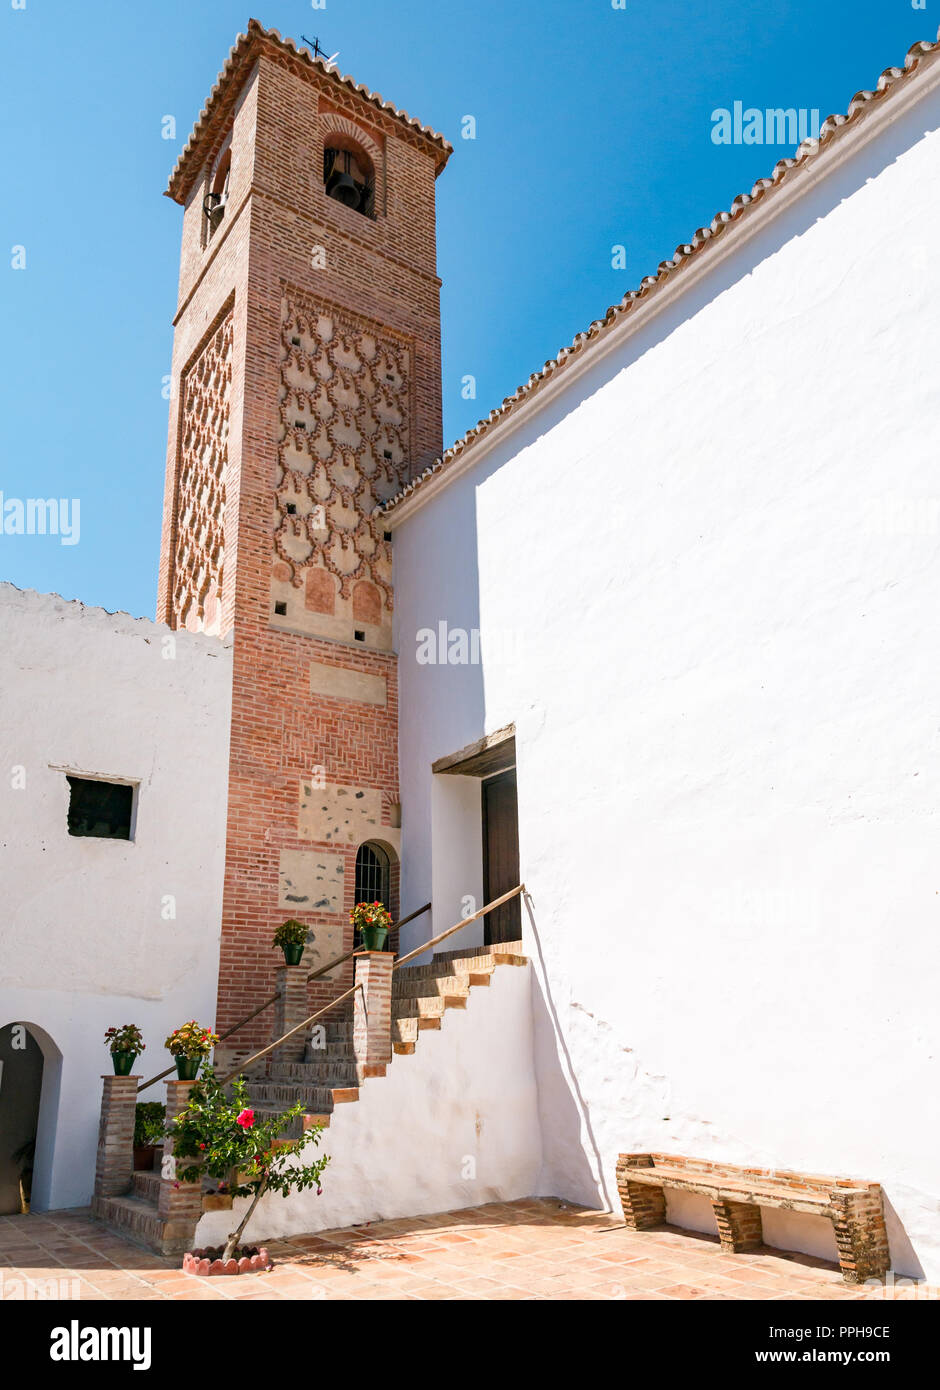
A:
[319,111,383,185]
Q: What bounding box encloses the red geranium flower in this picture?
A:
[236,1109,255,1128]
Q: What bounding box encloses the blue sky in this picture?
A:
[1,0,933,618]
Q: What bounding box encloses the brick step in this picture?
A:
[132,1170,161,1203]
[322,1021,354,1042]
[270,1058,354,1082]
[303,1040,355,1062]
[391,1014,440,1044]
[91,1193,195,1256]
[397,942,524,977]
[249,1081,339,1111]
[392,974,469,1000]
[392,994,465,1020]
[392,1016,419,1045]
[252,1106,340,1138]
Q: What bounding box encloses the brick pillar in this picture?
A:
[274,965,309,1062]
[829,1188,891,1284]
[712,1198,763,1253]
[616,1154,666,1230]
[94,1075,138,1198]
[353,951,394,1074]
[157,1080,203,1230]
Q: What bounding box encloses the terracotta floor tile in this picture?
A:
[0,1200,893,1302]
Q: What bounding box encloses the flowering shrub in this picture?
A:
[350,901,392,933]
[104,1024,145,1054]
[164,1020,219,1059]
[272,919,309,950]
[134,1102,165,1147]
[171,1067,329,1263]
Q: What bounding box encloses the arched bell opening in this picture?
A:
[323,137,376,218]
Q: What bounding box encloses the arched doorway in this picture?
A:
[0,1023,45,1213]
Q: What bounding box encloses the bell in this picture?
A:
[327,171,362,209]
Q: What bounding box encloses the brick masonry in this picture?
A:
[157,1079,203,1230]
[353,950,394,1068]
[712,1197,764,1252]
[273,964,310,1062]
[615,1152,891,1284]
[157,33,449,1055]
[94,1075,138,1198]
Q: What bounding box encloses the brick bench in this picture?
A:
[616,1152,890,1284]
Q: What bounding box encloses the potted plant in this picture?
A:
[104,1024,145,1076]
[171,1066,329,1274]
[272,918,308,966]
[164,1020,219,1081]
[133,1102,166,1171]
[351,900,392,951]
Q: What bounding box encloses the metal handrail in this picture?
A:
[135,901,433,1094]
[217,885,526,1086]
[394,884,525,970]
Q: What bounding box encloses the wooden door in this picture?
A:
[482,769,521,944]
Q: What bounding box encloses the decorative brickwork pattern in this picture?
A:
[94,1075,138,1198]
[275,289,410,611]
[168,310,233,635]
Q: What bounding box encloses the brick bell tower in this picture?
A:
[157,21,451,1058]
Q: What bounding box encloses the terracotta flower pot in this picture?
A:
[111,1050,137,1076]
[282,942,304,966]
[360,925,388,951]
[183,1246,273,1277]
[174,1056,200,1081]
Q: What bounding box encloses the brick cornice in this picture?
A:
[166,20,451,206]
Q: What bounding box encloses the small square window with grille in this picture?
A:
[354,630,365,642]
[66,776,134,840]
[274,601,287,616]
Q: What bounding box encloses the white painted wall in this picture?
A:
[195,961,541,1244]
[0,585,232,1210]
[428,774,484,959]
[393,78,940,1280]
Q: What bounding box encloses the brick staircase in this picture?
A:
[92,940,526,1251]
[251,940,526,1136]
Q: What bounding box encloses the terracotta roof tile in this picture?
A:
[166,18,452,203]
[380,27,940,516]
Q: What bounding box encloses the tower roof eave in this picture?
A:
[165,18,452,205]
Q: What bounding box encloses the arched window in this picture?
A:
[355,841,390,909]
[323,138,375,218]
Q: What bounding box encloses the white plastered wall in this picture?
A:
[195,961,541,1244]
[393,75,940,1279]
[0,585,233,1209]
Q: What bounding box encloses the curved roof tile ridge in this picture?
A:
[380,28,940,515]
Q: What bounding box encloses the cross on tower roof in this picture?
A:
[301,35,339,67]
